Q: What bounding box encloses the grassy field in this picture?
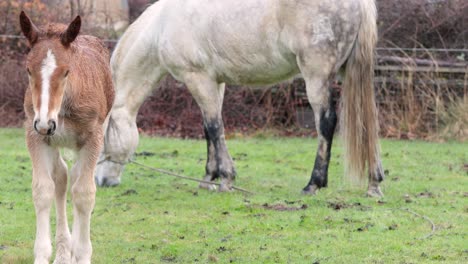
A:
[0,128,466,263]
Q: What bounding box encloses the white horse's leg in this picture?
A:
[303,78,338,195]
[199,83,227,190]
[297,56,337,195]
[368,159,384,197]
[184,74,235,191]
[70,133,101,264]
[27,138,57,264]
[95,68,167,187]
[53,156,72,264]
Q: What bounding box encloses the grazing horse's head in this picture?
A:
[20,12,81,136]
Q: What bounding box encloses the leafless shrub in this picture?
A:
[0,50,27,127]
[137,77,306,138]
[434,96,468,141]
[1,0,467,140]
[375,51,467,140]
[377,0,467,50]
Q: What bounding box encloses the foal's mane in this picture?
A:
[34,23,104,52]
[37,23,69,41]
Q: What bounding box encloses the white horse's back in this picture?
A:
[113,0,361,85]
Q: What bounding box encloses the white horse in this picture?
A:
[96,0,385,196]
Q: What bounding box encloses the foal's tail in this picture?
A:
[341,0,381,182]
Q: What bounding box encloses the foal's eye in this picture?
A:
[64,70,70,77]
[27,68,31,75]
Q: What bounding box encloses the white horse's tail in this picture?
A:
[341,0,381,182]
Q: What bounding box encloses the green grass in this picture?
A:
[0,128,467,263]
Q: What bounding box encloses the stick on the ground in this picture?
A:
[130,160,254,195]
[399,208,436,239]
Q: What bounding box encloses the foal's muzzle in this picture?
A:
[34,119,57,136]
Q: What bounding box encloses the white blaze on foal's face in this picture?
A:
[38,50,56,127]
[28,46,69,135]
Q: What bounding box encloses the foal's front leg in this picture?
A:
[70,135,101,264]
[53,156,72,264]
[27,138,58,264]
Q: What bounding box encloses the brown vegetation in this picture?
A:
[1,0,467,140]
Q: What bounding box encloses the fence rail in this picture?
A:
[2,34,468,52]
[2,34,467,79]
[376,65,467,74]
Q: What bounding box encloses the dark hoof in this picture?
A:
[302,185,319,195]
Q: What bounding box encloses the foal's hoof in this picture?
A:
[366,186,384,198]
[53,244,71,264]
[302,185,319,195]
[53,256,71,264]
[34,258,49,264]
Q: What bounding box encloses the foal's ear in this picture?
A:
[61,16,81,46]
[19,11,39,46]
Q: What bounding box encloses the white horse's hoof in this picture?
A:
[367,186,384,197]
[199,182,217,191]
[218,178,234,192]
[199,175,218,191]
[302,185,319,195]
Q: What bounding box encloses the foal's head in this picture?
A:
[20,12,81,136]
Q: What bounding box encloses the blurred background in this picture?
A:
[0,0,467,141]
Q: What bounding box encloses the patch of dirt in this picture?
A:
[135,151,156,157]
[404,194,413,203]
[327,201,372,211]
[377,200,386,205]
[416,191,436,198]
[356,223,374,232]
[216,246,231,253]
[261,203,308,211]
[284,200,303,205]
[208,255,218,262]
[121,257,136,263]
[343,218,359,223]
[161,255,177,262]
[328,201,349,210]
[135,150,179,158]
[233,153,248,161]
[120,189,138,196]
